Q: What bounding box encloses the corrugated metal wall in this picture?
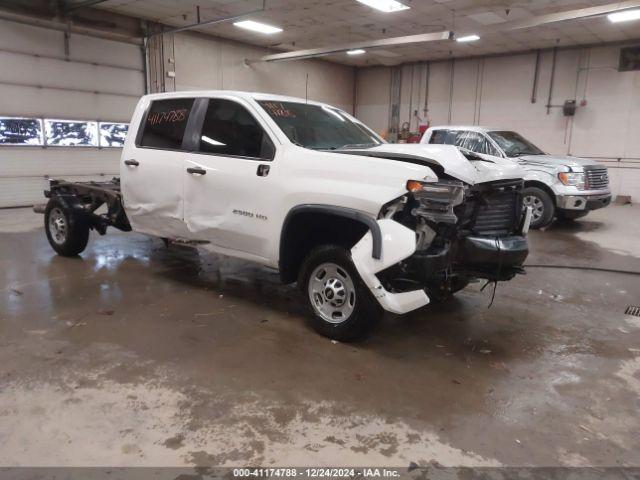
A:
[0,19,144,207]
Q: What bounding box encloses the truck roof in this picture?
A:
[139,90,333,108]
[428,125,507,133]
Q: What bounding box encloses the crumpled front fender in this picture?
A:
[351,219,429,314]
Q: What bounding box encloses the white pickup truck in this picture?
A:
[421,126,612,229]
[38,91,531,341]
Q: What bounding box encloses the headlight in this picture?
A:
[406,180,465,224]
[558,172,586,190]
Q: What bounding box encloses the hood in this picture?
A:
[340,143,524,185]
[518,154,603,169]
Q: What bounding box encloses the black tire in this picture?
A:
[556,210,589,221]
[522,186,555,229]
[298,245,382,342]
[44,197,90,257]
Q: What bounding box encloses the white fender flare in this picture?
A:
[351,219,430,314]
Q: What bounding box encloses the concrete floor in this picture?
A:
[1,205,639,467]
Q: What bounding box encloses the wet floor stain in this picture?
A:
[1,207,640,466]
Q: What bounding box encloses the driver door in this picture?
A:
[182,97,278,261]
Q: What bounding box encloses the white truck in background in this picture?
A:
[38,91,531,341]
[421,126,612,229]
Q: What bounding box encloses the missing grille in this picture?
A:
[625,305,640,317]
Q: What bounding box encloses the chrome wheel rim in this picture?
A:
[523,195,544,222]
[308,262,356,324]
[48,207,67,245]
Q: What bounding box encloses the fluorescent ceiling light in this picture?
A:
[456,34,480,42]
[233,20,282,34]
[346,49,366,55]
[608,9,640,22]
[355,0,410,13]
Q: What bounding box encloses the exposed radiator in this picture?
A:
[473,192,520,236]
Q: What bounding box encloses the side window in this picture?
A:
[199,99,275,160]
[454,131,490,155]
[429,130,456,145]
[138,98,194,150]
[481,136,501,157]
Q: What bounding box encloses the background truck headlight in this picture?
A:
[558,171,586,190]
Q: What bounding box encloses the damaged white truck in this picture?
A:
[38,91,532,341]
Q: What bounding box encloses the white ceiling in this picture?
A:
[89,0,640,65]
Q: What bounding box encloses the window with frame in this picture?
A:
[431,130,499,156]
[45,119,98,146]
[139,98,194,150]
[454,131,500,156]
[199,99,275,160]
[429,130,456,145]
[0,117,43,145]
[99,122,128,147]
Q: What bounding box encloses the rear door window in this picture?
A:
[198,99,275,160]
[451,131,500,156]
[138,98,194,150]
[429,130,456,145]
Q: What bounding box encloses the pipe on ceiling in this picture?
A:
[148,0,266,38]
[0,8,141,44]
[261,30,453,62]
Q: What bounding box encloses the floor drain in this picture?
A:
[625,305,640,317]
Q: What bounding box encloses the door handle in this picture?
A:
[124,159,139,166]
[257,164,270,177]
[187,167,207,175]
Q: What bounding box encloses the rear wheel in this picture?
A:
[522,186,554,229]
[44,198,90,256]
[299,245,382,342]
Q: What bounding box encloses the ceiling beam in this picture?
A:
[148,0,266,38]
[63,0,110,13]
[483,0,640,33]
[261,30,453,62]
[0,7,141,44]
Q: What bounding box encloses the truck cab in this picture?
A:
[421,126,612,228]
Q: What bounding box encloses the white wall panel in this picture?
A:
[426,61,454,127]
[172,32,356,113]
[0,19,143,207]
[450,59,481,126]
[355,67,390,135]
[356,45,640,200]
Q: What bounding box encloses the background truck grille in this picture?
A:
[585,166,609,190]
[473,192,519,236]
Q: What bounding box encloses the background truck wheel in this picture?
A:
[299,245,382,342]
[556,210,589,221]
[44,198,90,257]
[522,186,554,229]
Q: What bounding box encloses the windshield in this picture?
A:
[487,131,545,157]
[258,100,384,150]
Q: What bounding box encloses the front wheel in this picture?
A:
[44,198,90,256]
[522,186,555,229]
[299,245,382,342]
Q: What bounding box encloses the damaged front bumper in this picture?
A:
[351,219,430,314]
[351,209,531,315]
